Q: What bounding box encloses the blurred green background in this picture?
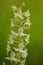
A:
[0,0,43,65]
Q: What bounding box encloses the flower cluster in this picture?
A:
[3,3,31,65]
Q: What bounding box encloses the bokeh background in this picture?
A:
[0,0,43,65]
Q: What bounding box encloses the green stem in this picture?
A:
[11,60,13,65]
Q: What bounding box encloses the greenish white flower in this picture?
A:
[23,10,30,17]
[18,28,27,36]
[6,44,10,52]
[19,42,24,49]
[21,52,27,58]
[11,30,18,37]
[13,47,19,51]
[20,32,27,36]
[25,34,30,43]
[24,21,31,26]
[10,19,15,28]
[8,35,14,44]
[14,12,23,19]
[12,5,17,11]
[19,49,27,54]
[24,17,31,26]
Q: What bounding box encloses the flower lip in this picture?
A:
[5,57,20,62]
[3,62,6,65]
